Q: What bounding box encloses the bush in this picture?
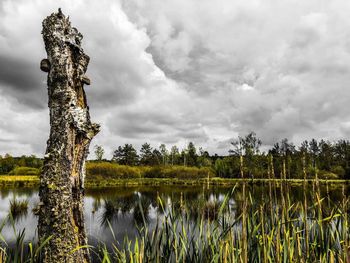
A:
[143,165,214,179]
[317,170,339,180]
[330,165,346,178]
[86,162,141,179]
[86,162,215,180]
[8,166,40,175]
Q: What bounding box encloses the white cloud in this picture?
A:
[0,92,48,155]
[122,0,350,150]
[0,0,350,158]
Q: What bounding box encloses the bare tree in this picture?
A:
[38,9,99,262]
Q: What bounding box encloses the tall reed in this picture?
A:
[96,182,349,262]
[0,181,349,262]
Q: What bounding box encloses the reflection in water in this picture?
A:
[9,198,28,222]
[0,183,348,246]
[100,192,152,227]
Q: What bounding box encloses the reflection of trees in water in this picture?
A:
[100,189,225,228]
[100,193,152,227]
[94,183,348,228]
[0,188,36,199]
[155,190,227,221]
[202,200,222,221]
[139,191,158,209]
[92,197,102,214]
[100,200,118,226]
[133,196,151,225]
[229,183,347,214]
[101,194,136,226]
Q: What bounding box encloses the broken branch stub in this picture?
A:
[38,9,99,263]
[40,59,50,72]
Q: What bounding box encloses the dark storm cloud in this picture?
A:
[0,55,46,108]
[119,111,178,127]
[174,129,209,142]
[108,112,163,139]
[0,138,12,143]
[0,0,174,156]
[0,55,38,91]
[216,138,234,151]
[1,0,350,157]
[107,109,209,142]
[114,120,163,139]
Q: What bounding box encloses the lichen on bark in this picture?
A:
[38,9,99,263]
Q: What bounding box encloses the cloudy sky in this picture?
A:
[0,0,350,158]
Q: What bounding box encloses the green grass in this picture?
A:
[0,174,349,189]
[0,176,39,188]
[8,167,40,176]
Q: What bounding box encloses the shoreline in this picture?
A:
[0,175,349,188]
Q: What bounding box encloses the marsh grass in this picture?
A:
[9,199,28,222]
[86,162,214,180]
[0,215,51,263]
[8,168,40,176]
[96,180,349,263]
[0,176,39,188]
[0,181,349,262]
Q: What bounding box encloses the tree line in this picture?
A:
[0,154,42,174]
[106,142,211,167]
[98,133,350,179]
[217,133,350,179]
[1,132,349,179]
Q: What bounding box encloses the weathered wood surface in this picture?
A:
[39,9,99,263]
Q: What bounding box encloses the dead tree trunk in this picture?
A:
[38,9,99,263]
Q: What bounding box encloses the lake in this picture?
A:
[0,182,348,247]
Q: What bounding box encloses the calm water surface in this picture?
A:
[0,183,348,245]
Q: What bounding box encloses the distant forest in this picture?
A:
[1,132,349,179]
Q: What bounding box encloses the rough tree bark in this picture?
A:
[38,9,99,263]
